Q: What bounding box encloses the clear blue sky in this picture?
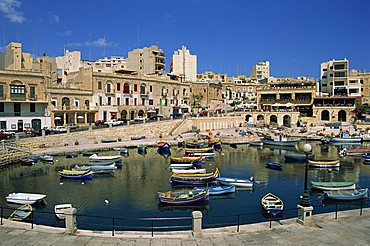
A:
[1,0,369,78]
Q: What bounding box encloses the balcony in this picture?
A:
[260,98,312,105]
[10,93,26,101]
[0,112,47,117]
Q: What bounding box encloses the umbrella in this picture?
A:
[77,116,84,119]
[54,117,61,120]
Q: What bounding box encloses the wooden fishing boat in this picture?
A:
[87,160,116,166]
[6,193,46,205]
[330,132,362,143]
[283,153,315,163]
[261,193,284,215]
[59,169,93,180]
[20,158,38,166]
[185,147,215,157]
[138,145,148,156]
[308,159,340,168]
[194,185,236,195]
[39,155,54,162]
[54,204,72,219]
[158,189,209,205]
[101,139,117,143]
[216,177,254,188]
[170,163,194,169]
[8,204,32,221]
[74,164,117,174]
[185,141,206,149]
[323,188,368,201]
[310,181,356,191]
[262,134,299,147]
[249,141,263,147]
[210,139,222,151]
[157,141,171,156]
[170,156,202,165]
[265,161,282,171]
[343,148,370,156]
[172,168,206,174]
[89,154,121,163]
[82,152,95,157]
[131,135,145,140]
[65,152,78,158]
[170,168,220,185]
[113,147,128,152]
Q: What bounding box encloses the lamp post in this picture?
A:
[299,143,312,207]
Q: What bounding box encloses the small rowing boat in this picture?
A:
[261,193,284,215]
[323,188,368,201]
[157,189,209,205]
[59,169,93,180]
[54,204,72,219]
[265,161,282,171]
[194,186,236,195]
[8,204,32,221]
[6,193,46,205]
[171,168,206,174]
[310,181,356,191]
[308,159,340,168]
[216,177,254,188]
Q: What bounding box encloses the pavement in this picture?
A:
[0,208,369,245]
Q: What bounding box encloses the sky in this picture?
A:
[0,0,369,79]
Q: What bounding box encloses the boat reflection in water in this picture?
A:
[158,202,209,212]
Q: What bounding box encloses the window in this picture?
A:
[30,103,35,112]
[141,98,145,105]
[99,96,103,106]
[150,85,153,92]
[334,64,345,70]
[29,86,36,99]
[134,98,137,106]
[98,82,102,90]
[107,97,111,105]
[0,102,4,112]
[134,84,138,92]
[107,83,111,93]
[0,121,6,130]
[149,99,153,105]
[125,98,129,106]
[117,83,121,91]
[51,100,57,107]
[0,84,3,98]
[10,85,25,95]
[75,100,79,107]
[117,98,120,105]
[123,83,130,93]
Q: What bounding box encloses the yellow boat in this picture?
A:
[171,168,219,178]
[308,159,340,168]
[8,204,33,221]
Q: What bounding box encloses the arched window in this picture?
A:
[140,84,146,94]
[123,83,130,94]
[338,110,346,122]
[321,110,329,121]
[283,115,291,127]
[270,115,278,125]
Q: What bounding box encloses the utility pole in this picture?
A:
[88,32,92,60]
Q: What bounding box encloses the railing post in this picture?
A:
[360,201,363,216]
[192,211,203,238]
[31,211,34,229]
[335,204,338,219]
[1,207,3,225]
[64,207,77,235]
[237,215,240,232]
[112,218,115,236]
[269,219,272,229]
[151,220,154,237]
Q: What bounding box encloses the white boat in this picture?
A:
[310,181,356,191]
[170,163,194,169]
[262,134,299,147]
[74,164,116,173]
[6,193,46,205]
[39,155,54,162]
[171,168,207,174]
[87,160,116,166]
[216,177,254,188]
[54,204,72,219]
[89,154,121,162]
[330,132,362,143]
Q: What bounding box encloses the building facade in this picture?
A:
[171,46,197,82]
[250,61,270,81]
[126,45,165,75]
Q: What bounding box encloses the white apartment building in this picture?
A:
[94,56,127,73]
[56,50,81,84]
[250,61,270,81]
[171,46,197,82]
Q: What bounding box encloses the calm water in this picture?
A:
[1,142,369,230]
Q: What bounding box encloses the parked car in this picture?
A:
[95,120,105,126]
[149,114,163,120]
[23,127,33,134]
[199,111,208,117]
[53,126,68,134]
[134,116,147,122]
[170,112,183,119]
[0,130,13,139]
[104,119,124,126]
[31,127,54,137]
[67,123,79,129]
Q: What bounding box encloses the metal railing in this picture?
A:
[0,199,369,235]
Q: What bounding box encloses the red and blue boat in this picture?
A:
[59,169,93,180]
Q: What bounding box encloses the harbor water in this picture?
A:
[0,142,369,230]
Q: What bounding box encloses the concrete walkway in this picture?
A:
[0,209,369,245]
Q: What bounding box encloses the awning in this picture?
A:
[54,117,61,120]
[77,116,84,119]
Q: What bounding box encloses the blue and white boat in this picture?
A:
[262,134,299,147]
[59,169,93,180]
[323,188,368,201]
[265,161,282,171]
[39,155,54,162]
[6,193,47,205]
[194,185,236,195]
[284,153,315,163]
[330,131,362,143]
[216,177,254,188]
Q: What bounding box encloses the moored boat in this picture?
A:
[308,159,340,168]
[131,135,145,140]
[74,164,116,174]
[185,140,206,149]
[157,189,209,205]
[8,204,33,221]
[262,134,299,147]
[54,204,72,219]
[249,141,263,147]
[138,145,148,156]
[342,148,370,157]
[310,181,356,191]
[170,168,220,185]
[330,131,362,143]
[194,185,236,195]
[284,153,315,163]
[170,163,194,169]
[261,193,284,215]
[216,177,254,188]
[265,161,282,171]
[89,154,121,163]
[39,155,54,162]
[170,156,202,165]
[113,147,128,152]
[323,188,368,201]
[82,152,95,157]
[157,141,171,156]
[65,152,78,158]
[171,168,206,174]
[20,157,38,166]
[59,169,93,180]
[185,147,215,157]
[6,193,46,205]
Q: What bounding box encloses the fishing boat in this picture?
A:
[157,189,209,205]
[340,148,370,157]
[185,147,215,157]
[82,152,95,157]
[54,204,72,219]
[112,147,128,152]
[8,204,33,221]
[6,193,46,205]
[138,145,148,156]
[323,188,368,201]
[170,163,194,169]
[249,141,263,147]
[265,161,282,171]
[59,169,93,180]
[74,164,116,174]
[65,152,78,158]
[169,168,220,185]
[185,141,206,149]
[261,193,284,215]
[172,168,207,174]
[39,155,54,162]
[157,141,171,156]
[308,159,340,168]
[261,134,299,147]
[216,177,254,188]
[310,181,356,191]
[283,153,315,163]
[170,156,202,165]
[89,154,121,163]
[210,139,222,151]
[330,131,362,143]
[101,139,117,143]
[20,157,38,166]
[131,135,145,140]
[194,185,236,195]
[87,160,116,166]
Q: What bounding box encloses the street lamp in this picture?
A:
[299,143,312,207]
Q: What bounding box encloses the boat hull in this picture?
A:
[262,138,298,147]
[6,193,46,205]
[216,177,253,188]
[308,160,340,168]
[330,137,362,143]
[324,188,368,201]
[158,190,209,205]
[310,181,356,191]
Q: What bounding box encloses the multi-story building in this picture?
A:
[190,82,223,112]
[56,50,82,84]
[250,61,270,81]
[171,46,197,82]
[197,71,227,83]
[320,59,353,96]
[349,69,370,104]
[93,56,127,73]
[0,69,51,131]
[222,75,258,107]
[126,45,165,75]
[5,42,33,71]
